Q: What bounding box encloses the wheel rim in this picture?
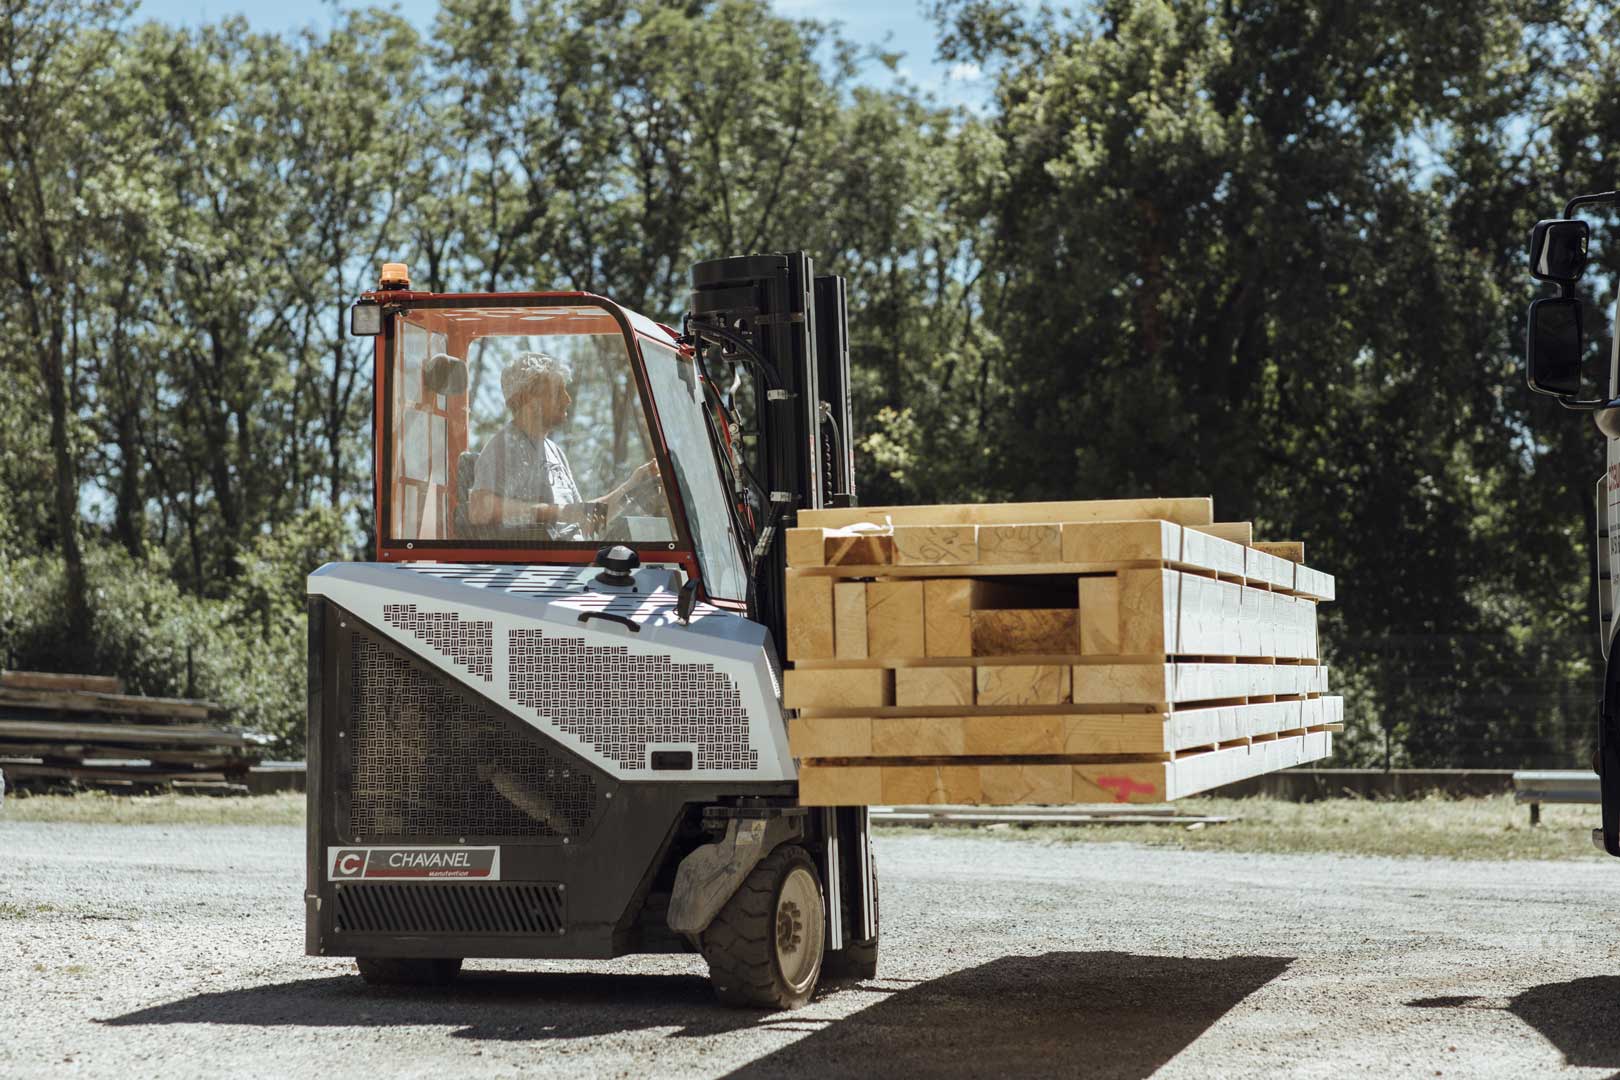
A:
[774,865,824,994]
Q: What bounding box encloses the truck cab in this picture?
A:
[1525,197,1620,853]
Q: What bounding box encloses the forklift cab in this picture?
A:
[362,287,750,606]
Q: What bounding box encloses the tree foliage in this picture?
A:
[0,0,1608,763]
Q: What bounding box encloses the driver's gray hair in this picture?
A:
[501,350,572,403]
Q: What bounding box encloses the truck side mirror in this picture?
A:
[1529,219,1590,283]
[1527,296,1584,397]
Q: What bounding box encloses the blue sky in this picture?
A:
[127,0,994,108]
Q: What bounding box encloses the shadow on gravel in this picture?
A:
[723,951,1293,1080]
[102,951,1291,1077]
[1409,980,1620,1074]
[101,971,762,1040]
[1511,978,1620,1072]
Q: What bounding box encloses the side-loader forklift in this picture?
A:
[305,253,875,1009]
[1526,191,1620,856]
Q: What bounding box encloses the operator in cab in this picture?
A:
[468,351,658,538]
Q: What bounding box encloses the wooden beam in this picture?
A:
[866,581,926,658]
[784,575,835,659]
[784,528,828,568]
[833,582,869,659]
[798,497,1215,530]
[975,665,1072,706]
[1,671,124,695]
[1253,541,1304,563]
[1059,520,1178,564]
[894,667,974,708]
[970,609,1078,656]
[923,579,974,657]
[0,687,219,722]
[783,668,892,710]
[827,534,894,567]
[977,524,1062,565]
[892,524,977,566]
[0,719,246,747]
[1188,521,1252,544]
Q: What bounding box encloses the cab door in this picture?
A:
[1604,296,1620,654]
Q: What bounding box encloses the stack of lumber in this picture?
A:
[782,497,1342,807]
[0,671,260,793]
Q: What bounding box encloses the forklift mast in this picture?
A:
[687,252,856,655]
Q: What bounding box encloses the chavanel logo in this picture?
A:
[331,850,368,878]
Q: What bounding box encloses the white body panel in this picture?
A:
[309,562,796,783]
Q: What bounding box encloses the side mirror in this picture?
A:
[1529,219,1590,283]
[1527,296,1584,397]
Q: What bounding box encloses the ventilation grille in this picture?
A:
[335,883,565,936]
[383,603,493,681]
[509,627,759,771]
[347,635,598,841]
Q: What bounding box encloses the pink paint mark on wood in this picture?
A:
[1096,776,1158,803]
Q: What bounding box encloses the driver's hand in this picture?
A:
[630,460,660,486]
[560,501,608,533]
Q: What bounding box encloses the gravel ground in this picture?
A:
[5,822,1620,1079]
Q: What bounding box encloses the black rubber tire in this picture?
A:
[355,957,463,987]
[701,844,825,1010]
[822,848,879,982]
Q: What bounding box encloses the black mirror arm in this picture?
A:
[1565,191,1620,218]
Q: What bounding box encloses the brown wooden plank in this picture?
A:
[977,524,1062,565]
[797,764,884,805]
[827,534,894,567]
[0,687,218,722]
[971,609,1078,656]
[1188,522,1253,545]
[784,528,828,568]
[783,668,892,710]
[894,667,975,709]
[975,665,1071,706]
[923,578,974,658]
[1059,520,1179,564]
[798,497,1215,530]
[1253,541,1305,563]
[784,575,835,659]
[0,719,246,748]
[1077,576,1122,654]
[981,764,1074,804]
[1117,569,1179,655]
[1,671,124,695]
[788,716,872,757]
[833,582,869,659]
[892,524,977,566]
[866,580,926,658]
[0,762,234,784]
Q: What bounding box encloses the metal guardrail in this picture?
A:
[1511,769,1599,825]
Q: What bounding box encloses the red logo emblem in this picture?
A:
[332,850,367,878]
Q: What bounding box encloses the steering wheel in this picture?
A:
[603,470,670,541]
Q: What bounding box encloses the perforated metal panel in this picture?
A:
[508,626,759,771]
[383,603,493,681]
[334,882,565,935]
[346,635,598,841]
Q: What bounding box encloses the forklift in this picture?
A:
[305,253,875,1009]
[1525,191,1620,857]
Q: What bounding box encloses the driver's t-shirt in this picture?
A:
[471,423,582,538]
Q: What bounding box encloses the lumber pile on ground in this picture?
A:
[782,497,1342,806]
[0,671,260,793]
